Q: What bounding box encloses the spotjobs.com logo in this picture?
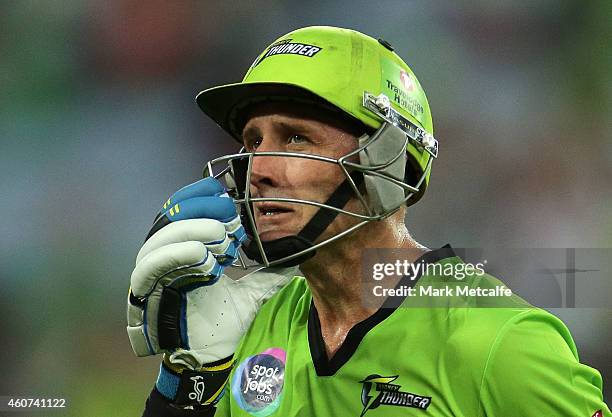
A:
[372,259,487,281]
[232,348,286,416]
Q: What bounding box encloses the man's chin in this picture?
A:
[257,230,295,242]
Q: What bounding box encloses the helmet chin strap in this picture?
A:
[242,173,364,267]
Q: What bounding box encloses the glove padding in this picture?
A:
[127,178,296,368]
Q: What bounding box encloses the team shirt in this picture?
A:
[215,246,609,417]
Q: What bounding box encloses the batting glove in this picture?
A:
[127,178,295,406]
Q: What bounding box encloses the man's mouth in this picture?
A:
[256,203,294,217]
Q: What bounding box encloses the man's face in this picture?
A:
[241,102,362,242]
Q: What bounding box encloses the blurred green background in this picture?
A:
[0,1,610,415]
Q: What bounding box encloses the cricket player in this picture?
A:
[127,26,610,416]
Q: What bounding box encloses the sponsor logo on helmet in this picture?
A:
[251,38,322,67]
[400,69,415,92]
[384,78,424,118]
[380,60,428,127]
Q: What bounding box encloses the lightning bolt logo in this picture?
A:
[359,375,398,417]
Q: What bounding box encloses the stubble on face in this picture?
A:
[241,102,365,242]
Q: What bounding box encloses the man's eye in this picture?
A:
[247,138,262,150]
[288,134,308,145]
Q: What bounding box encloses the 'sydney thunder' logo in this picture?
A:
[251,38,322,67]
[359,374,431,416]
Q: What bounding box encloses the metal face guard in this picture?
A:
[202,122,434,267]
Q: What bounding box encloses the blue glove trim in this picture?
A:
[216,241,239,266]
[165,197,238,224]
[156,362,180,401]
[158,178,226,215]
[171,177,226,202]
[232,226,247,244]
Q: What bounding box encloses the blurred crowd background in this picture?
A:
[1,1,610,415]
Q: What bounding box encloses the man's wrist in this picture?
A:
[155,353,234,408]
[145,387,216,417]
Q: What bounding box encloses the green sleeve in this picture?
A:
[213,386,230,417]
[478,309,610,417]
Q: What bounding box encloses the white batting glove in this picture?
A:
[127,178,295,369]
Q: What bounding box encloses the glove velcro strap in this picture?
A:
[156,355,234,408]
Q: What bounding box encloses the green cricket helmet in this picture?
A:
[197,26,438,267]
[197,25,436,204]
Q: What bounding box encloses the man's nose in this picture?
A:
[249,139,286,189]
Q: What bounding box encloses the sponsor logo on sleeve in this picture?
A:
[231,348,286,416]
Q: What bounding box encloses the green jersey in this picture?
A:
[216,246,609,417]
